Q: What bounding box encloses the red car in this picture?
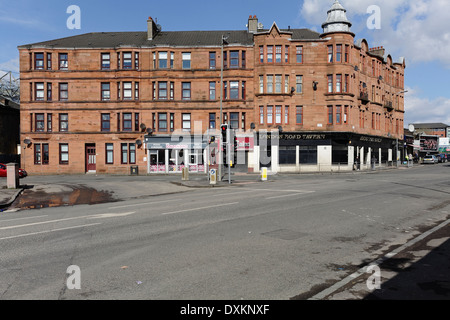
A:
[0,163,28,178]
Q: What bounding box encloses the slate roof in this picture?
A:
[18,28,320,49]
[412,123,449,129]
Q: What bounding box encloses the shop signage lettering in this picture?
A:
[166,144,189,149]
[360,136,383,143]
[259,133,326,140]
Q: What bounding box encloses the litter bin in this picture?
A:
[130,165,139,175]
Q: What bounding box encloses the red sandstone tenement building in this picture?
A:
[18,0,405,175]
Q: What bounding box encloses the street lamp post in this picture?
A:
[394,90,408,167]
[219,34,229,182]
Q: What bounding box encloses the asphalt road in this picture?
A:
[1,164,449,301]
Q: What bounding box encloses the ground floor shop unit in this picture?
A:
[144,134,209,174]
[249,131,400,173]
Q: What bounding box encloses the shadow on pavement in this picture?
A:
[364,228,450,300]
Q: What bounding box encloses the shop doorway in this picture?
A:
[150,150,166,173]
[169,149,185,172]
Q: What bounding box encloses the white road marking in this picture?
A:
[267,192,315,200]
[161,202,239,216]
[88,212,136,219]
[245,188,314,193]
[0,223,102,241]
[108,199,184,209]
[0,212,135,230]
[0,215,49,223]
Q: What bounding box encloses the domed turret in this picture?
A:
[321,0,352,34]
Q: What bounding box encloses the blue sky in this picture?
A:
[1,0,449,125]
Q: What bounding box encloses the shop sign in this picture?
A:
[360,136,383,143]
[236,136,254,151]
[258,132,327,141]
[420,135,438,151]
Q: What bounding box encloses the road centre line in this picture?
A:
[0,223,102,241]
[160,202,239,216]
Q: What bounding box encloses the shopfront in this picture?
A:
[144,135,208,174]
[251,131,397,173]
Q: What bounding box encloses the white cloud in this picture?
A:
[299,0,450,67]
[405,87,450,125]
[0,57,20,78]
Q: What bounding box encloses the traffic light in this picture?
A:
[220,124,228,143]
[233,136,238,152]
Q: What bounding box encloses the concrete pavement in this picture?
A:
[0,180,24,210]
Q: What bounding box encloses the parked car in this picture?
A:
[0,163,28,178]
[437,154,448,163]
[423,155,438,164]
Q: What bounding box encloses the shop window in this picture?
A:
[279,146,296,165]
[299,146,317,164]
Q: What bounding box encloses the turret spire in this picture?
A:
[322,0,352,34]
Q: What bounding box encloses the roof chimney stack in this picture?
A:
[147,17,157,40]
[248,15,258,33]
[369,46,385,58]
